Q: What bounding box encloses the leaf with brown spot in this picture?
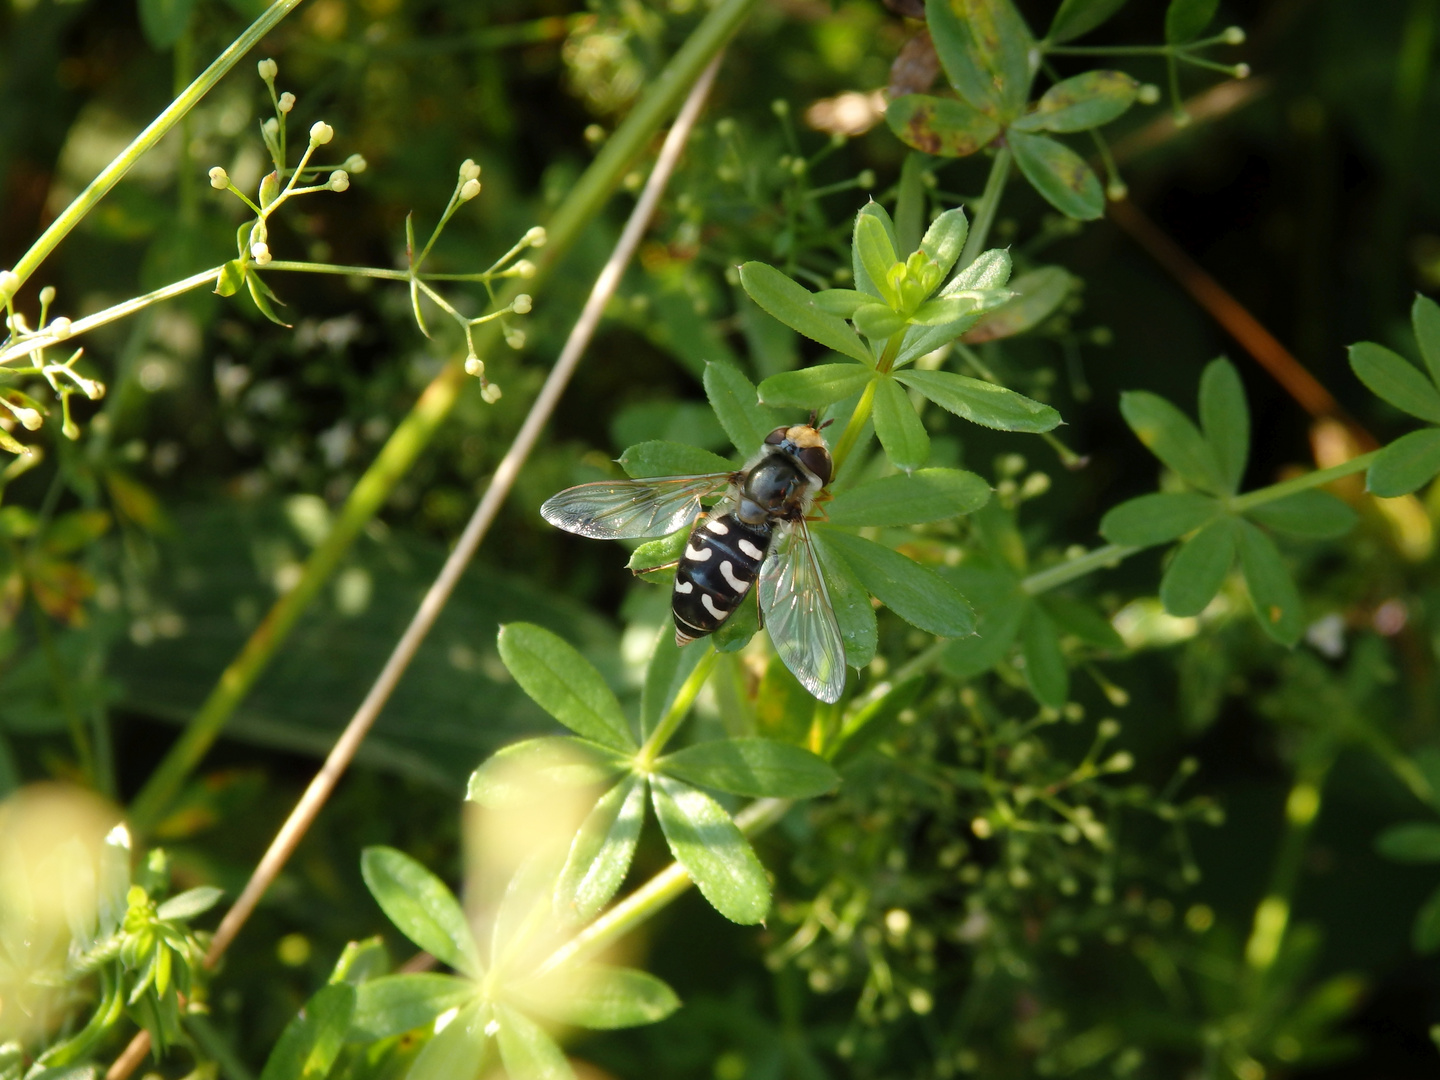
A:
[886,94,1001,158]
[925,0,1034,117]
[1010,71,1139,134]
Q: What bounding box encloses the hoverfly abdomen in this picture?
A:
[673,513,772,645]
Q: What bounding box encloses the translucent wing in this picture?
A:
[540,473,733,540]
[757,517,847,703]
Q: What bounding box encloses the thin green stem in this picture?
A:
[1229,451,1376,513]
[829,378,878,479]
[1021,543,1136,596]
[262,260,409,281]
[957,146,1011,270]
[638,646,718,765]
[5,0,307,292]
[1044,43,1177,56]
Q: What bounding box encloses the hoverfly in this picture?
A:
[540,423,846,703]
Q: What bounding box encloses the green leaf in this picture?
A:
[897,369,1061,432]
[1008,130,1105,221]
[1119,390,1227,493]
[1011,71,1138,134]
[852,203,901,298]
[554,775,647,922]
[1019,605,1068,709]
[739,262,873,364]
[1414,884,1440,953]
[360,847,480,978]
[822,529,975,637]
[618,441,734,479]
[651,775,770,924]
[1048,0,1130,43]
[1349,341,1440,424]
[155,886,223,922]
[348,974,476,1043]
[1413,294,1440,387]
[949,248,1013,291]
[911,296,981,326]
[1160,516,1237,617]
[138,0,198,49]
[813,531,878,668]
[1100,492,1221,547]
[214,260,244,297]
[1246,491,1356,539]
[826,468,991,527]
[759,363,875,408]
[937,562,1026,678]
[1041,594,1125,650]
[925,0,1034,117]
[1376,822,1440,863]
[466,737,627,807]
[830,676,926,764]
[1199,358,1250,494]
[628,530,686,580]
[872,375,930,470]
[961,267,1072,343]
[812,289,871,317]
[713,592,759,652]
[853,303,908,341]
[494,1004,575,1080]
[856,214,900,307]
[1165,0,1219,42]
[405,1001,493,1080]
[1236,519,1303,645]
[1367,428,1440,496]
[260,983,355,1080]
[658,738,839,798]
[328,935,388,988]
[245,271,292,327]
[641,627,706,736]
[498,623,636,751]
[512,965,681,1030]
[704,362,782,458]
[885,94,1002,158]
[919,207,970,281]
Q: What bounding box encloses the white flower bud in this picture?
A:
[459,178,481,201]
[1223,25,1245,44]
[278,91,295,114]
[62,418,80,441]
[464,355,484,377]
[481,382,502,404]
[771,99,789,117]
[1233,63,1251,79]
[79,378,104,401]
[1136,83,1161,105]
[258,58,278,82]
[0,271,18,300]
[459,158,481,182]
[513,259,536,279]
[857,169,876,188]
[328,170,350,192]
[309,121,334,146]
[505,328,526,350]
[39,286,55,305]
[263,117,280,138]
[512,294,532,315]
[344,153,368,174]
[524,226,547,248]
[48,317,72,340]
[251,242,271,265]
[14,407,41,431]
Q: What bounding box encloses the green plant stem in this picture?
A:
[957,146,1011,270]
[1229,450,1377,513]
[1021,543,1136,595]
[5,0,308,293]
[830,333,904,478]
[126,0,761,835]
[638,646,718,765]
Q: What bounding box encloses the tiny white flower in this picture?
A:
[48,317,72,340]
[39,286,55,305]
[251,242,271,265]
[263,117,280,138]
[512,294,532,315]
[505,328,526,350]
[524,226,547,248]
[258,58,278,81]
[459,158,481,182]
[14,407,41,431]
[481,382,502,404]
[1233,63,1251,79]
[459,178,481,201]
[1223,25,1246,44]
[513,259,536,279]
[344,153,368,174]
[278,92,295,114]
[79,377,104,400]
[328,170,350,192]
[1137,84,1161,105]
[0,271,20,299]
[309,121,334,145]
[464,355,485,377]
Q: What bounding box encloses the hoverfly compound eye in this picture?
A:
[764,426,789,446]
[799,446,833,486]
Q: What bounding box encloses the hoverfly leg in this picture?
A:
[631,559,681,577]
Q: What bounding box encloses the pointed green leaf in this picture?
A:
[651,776,770,924]
[1414,884,1440,953]
[495,1004,575,1080]
[739,262,873,364]
[1040,594,1125,651]
[1048,0,1130,43]
[925,0,1034,116]
[259,983,355,1080]
[1008,130,1105,221]
[872,375,930,470]
[919,208,970,281]
[961,267,1072,343]
[1367,428,1440,496]
[628,530,686,580]
[214,260,244,297]
[246,272,293,327]
[406,1001,493,1080]
[813,530,878,668]
[1019,605,1068,709]
[759,363,875,408]
[498,624,636,751]
[348,974,476,1043]
[1012,71,1138,134]
[618,441,734,479]
[704,362,782,458]
[1236,519,1303,645]
[856,215,900,308]
[555,775,647,922]
[1119,390,1227,493]
[1376,822,1440,863]
[512,965,681,1030]
[826,468,991,527]
[1100,492,1221,547]
[853,303,908,341]
[897,368,1061,432]
[911,296,981,326]
[852,203,901,298]
[1413,294,1440,388]
[822,529,975,637]
[1160,516,1237,617]
[467,738,628,807]
[1349,341,1440,424]
[155,886,223,922]
[949,248,1013,291]
[812,289,871,317]
[658,738,839,798]
[329,936,387,988]
[1246,490,1356,539]
[885,94,1002,158]
[713,591,759,652]
[1199,358,1250,493]
[895,250,1014,365]
[934,560,1024,677]
[1165,0,1219,42]
[360,847,480,978]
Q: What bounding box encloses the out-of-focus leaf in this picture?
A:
[1041,594,1125,650]
[1100,492,1220,547]
[1008,130,1104,221]
[258,983,355,1080]
[897,368,1061,431]
[1415,884,1440,953]
[759,363,875,408]
[1010,71,1138,133]
[704,362,782,458]
[1413,294,1440,388]
[1019,605,1067,708]
[359,847,480,978]
[739,263,873,364]
[1160,517,1237,617]
[938,562,1025,678]
[494,1003,575,1080]
[961,267,1072,343]
[618,441,734,479]
[1166,0,1219,42]
[1048,0,1130,42]
[651,776,770,924]
[405,1001,492,1080]
[822,529,975,637]
[554,775,647,922]
[155,886,222,921]
[466,737,627,808]
[1246,491,1357,539]
[1367,429,1440,496]
[138,0,198,48]
[1375,822,1440,863]
[329,937,388,987]
[498,624,636,751]
[813,531,878,669]
[347,974,475,1043]
[885,94,1001,157]
[1236,519,1303,645]
[826,468,990,526]
[512,965,681,1030]
[1198,358,1250,494]
[872,375,930,470]
[658,738,839,798]
[1349,342,1440,424]
[641,627,706,736]
[1120,390,1227,493]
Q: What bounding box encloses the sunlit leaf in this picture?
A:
[739,263,873,364]
[822,529,975,637]
[359,847,480,978]
[555,775,647,922]
[494,1004,575,1080]
[704,362,782,458]
[658,738,839,798]
[405,1001,492,1080]
[466,737,628,807]
[856,214,900,308]
[813,531,878,668]
[919,207,970,281]
[1008,130,1104,221]
[641,627,706,736]
[759,362,875,408]
[897,368,1061,432]
[651,776,770,924]
[259,983,355,1080]
[498,623,636,751]
[155,886,223,922]
[512,965,681,1030]
[852,203,902,299]
[853,303,908,341]
[348,974,476,1043]
[618,441,734,479]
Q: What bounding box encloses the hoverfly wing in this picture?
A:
[757,517,846,703]
[541,473,733,540]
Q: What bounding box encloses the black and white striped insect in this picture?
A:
[540,423,846,703]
